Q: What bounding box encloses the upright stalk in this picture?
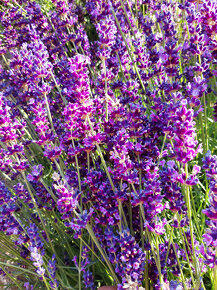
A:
[214,265,217,290]
[184,164,200,288]
[78,238,83,290]
[72,139,81,192]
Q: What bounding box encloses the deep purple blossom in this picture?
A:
[54,182,79,214]
[48,254,59,289]
[0,0,217,288]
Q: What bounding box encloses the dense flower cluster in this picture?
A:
[48,254,59,289]
[27,223,45,276]
[0,0,217,289]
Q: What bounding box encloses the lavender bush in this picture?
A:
[0,0,217,289]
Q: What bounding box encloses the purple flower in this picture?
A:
[24,282,34,290]
[54,181,80,214]
[96,16,117,60]
[70,208,94,238]
[169,280,183,290]
[48,254,59,289]
[27,165,43,182]
[29,246,45,276]
[83,269,95,289]
[112,230,146,284]
[169,101,202,163]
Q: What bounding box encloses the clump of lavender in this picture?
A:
[0,0,217,289]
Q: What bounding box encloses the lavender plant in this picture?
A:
[0,0,217,289]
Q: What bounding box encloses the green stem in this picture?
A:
[189,187,202,238]
[140,208,144,250]
[44,92,56,135]
[155,235,163,289]
[138,155,142,191]
[128,194,133,235]
[118,201,122,232]
[171,241,188,290]
[87,152,90,173]
[2,54,10,69]
[72,139,81,192]
[78,238,83,290]
[184,164,200,287]
[164,227,174,266]
[214,265,217,290]
[145,253,149,290]
[43,276,51,290]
